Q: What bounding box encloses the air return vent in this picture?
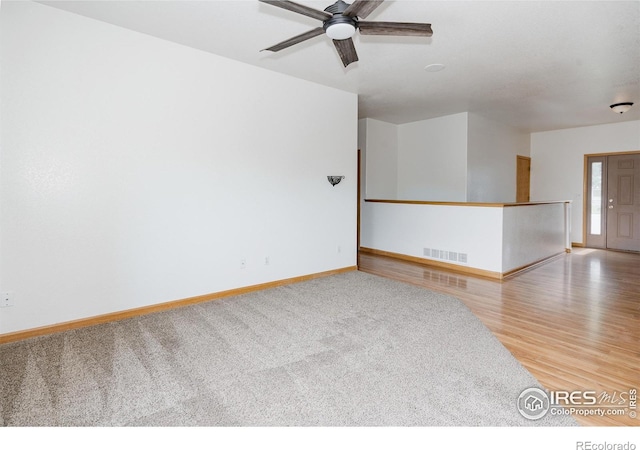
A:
[424,248,468,264]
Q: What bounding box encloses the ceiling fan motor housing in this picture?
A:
[323,0,358,36]
[324,0,350,15]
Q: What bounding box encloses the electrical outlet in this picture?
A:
[240,258,246,269]
[337,245,342,253]
[1,292,14,308]
[264,256,270,266]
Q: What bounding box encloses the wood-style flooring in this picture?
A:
[357,249,640,426]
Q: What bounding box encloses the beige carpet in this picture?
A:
[0,271,576,426]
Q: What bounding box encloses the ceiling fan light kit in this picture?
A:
[609,102,634,114]
[324,19,356,40]
[260,0,433,67]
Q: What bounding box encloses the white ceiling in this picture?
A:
[37,0,640,133]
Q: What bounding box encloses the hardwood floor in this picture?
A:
[357,248,640,426]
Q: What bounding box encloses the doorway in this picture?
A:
[516,155,531,203]
[585,152,640,251]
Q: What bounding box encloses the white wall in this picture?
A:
[467,113,530,203]
[0,2,357,334]
[530,120,640,243]
[397,113,468,201]
[360,118,398,199]
[501,203,566,272]
[361,112,525,203]
[361,202,503,273]
[361,201,567,274]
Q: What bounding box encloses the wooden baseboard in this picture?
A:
[501,252,567,278]
[0,266,357,345]
[360,247,567,281]
[572,242,585,248]
[359,247,502,279]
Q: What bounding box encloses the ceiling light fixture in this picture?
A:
[324,18,357,40]
[610,102,634,114]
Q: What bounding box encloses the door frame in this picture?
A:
[582,150,640,247]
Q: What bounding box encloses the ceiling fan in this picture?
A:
[259,0,433,67]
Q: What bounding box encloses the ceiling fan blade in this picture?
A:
[343,0,384,19]
[333,38,359,67]
[259,0,332,21]
[358,21,433,37]
[262,27,325,52]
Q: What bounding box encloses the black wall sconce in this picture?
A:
[327,176,345,186]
